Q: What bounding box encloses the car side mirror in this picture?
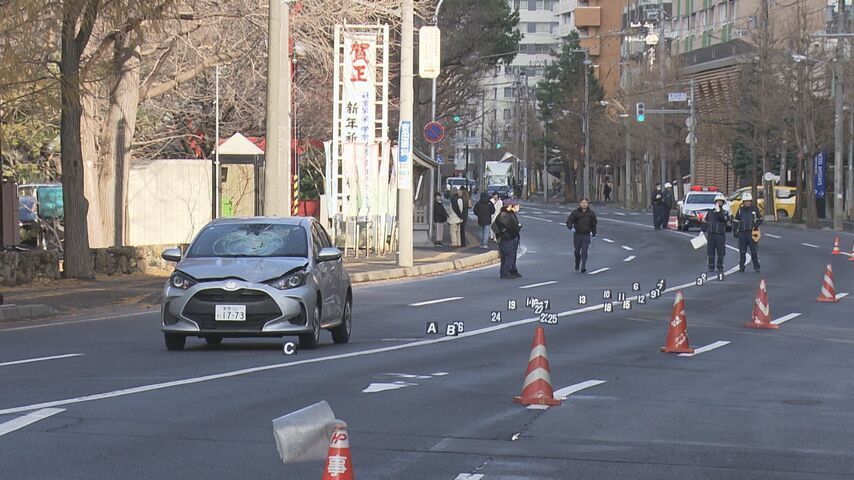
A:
[317,247,342,263]
[677,200,683,207]
[161,247,182,263]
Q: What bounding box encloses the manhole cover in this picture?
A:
[783,399,821,406]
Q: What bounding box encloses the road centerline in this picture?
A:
[0,354,84,368]
[519,281,558,289]
[409,297,463,307]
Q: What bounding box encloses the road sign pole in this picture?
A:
[432,78,439,194]
[398,0,414,268]
[689,78,696,187]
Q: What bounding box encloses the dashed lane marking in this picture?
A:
[409,297,464,307]
[771,313,801,325]
[0,354,83,368]
[836,293,849,300]
[0,408,65,437]
[801,243,820,248]
[765,234,782,239]
[624,255,636,262]
[587,268,610,275]
[527,380,607,409]
[614,212,626,216]
[519,281,558,289]
[678,341,731,357]
[621,245,634,251]
[454,475,485,480]
[519,214,553,223]
[602,238,615,243]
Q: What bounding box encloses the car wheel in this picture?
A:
[777,209,788,218]
[331,296,352,344]
[299,304,321,350]
[164,333,186,351]
[204,335,223,345]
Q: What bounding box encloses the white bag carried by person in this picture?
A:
[690,232,707,250]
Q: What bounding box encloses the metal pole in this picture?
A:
[523,75,529,200]
[543,126,548,204]
[689,77,696,186]
[624,116,632,208]
[583,51,591,200]
[431,78,439,194]
[264,0,292,217]
[214,66,221,218]
[398,0,414,267]
[848,108,853,219]
[832,10,845,231]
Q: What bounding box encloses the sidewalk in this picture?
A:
[0,224,497,323]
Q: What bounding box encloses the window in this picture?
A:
[503,109,512,120]
[504,87,515,97]
[719,2,726,23]
[527,22,537,33]
[528,0,537,10]
[187,224,308,259]
[728,0,735,19]
[513,0,521,9]
[493,87,498,99]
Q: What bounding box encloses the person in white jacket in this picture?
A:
[489,192,503,242]
[447,188,464,247]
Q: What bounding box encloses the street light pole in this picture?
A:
[398,0,414,267]
[583,52,591,201]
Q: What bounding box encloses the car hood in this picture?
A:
[176,257,309,283]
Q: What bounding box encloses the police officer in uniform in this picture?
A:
[651,183,665,230]
[662,182,675,230]
[703,193,729,273]
[732,192,763,272]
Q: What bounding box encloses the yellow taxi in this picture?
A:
[727,186,797,218]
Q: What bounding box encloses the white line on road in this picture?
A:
[362,382,417,393]
[409,297,463,307]
[621,245,634,251]
[431,372,450,376]
[765,234,782,239]
[526,380,607,409]
[837,293,849,300]
[801,243,820,248]
[602,238,615,243]
[0,408,65,437]
[771,313,802,325]
[587,268,610,275]
[0,354,83,368]
[614,212,626,216]
[623,255,636,262]
[519,214,553,223]
[454,474,484,480]
[678,341,731,357]
[519,281,558,289]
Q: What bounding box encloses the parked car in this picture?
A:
[677,186,731,231]
[160,217,352,351]
[728,186,797,218]
[445,177,468,196]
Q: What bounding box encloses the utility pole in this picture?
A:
[583,50,591,200]
[214,66,221,218]
[429,0,444,171]
[831,2,847,231]
[624,115,632,208]
[522,74,530,200]
[264,0,292,217]
[848,108,853,219]
[398,0,414,267]
[689,78,696,186]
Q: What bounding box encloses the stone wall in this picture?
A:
[0,250,61,286]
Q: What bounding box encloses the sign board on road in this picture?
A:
[418,26,441,79]
[436,154,444,165]
[668,92,688,102]
[763,172,776,182]
[423,122,445,144]
[398,121,412,190]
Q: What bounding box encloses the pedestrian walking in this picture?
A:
[662,182,675,230]
[603,182,612,203]
[732,192,762,272]
[459,186,471,247]
[703,193,729,273]
[492,199,522,279]
[433,192,448,246]
[565,198,598,273]
[489,192,503,242]
[447,188,464,247]
[651,183,665,230]
[473,192,496,248]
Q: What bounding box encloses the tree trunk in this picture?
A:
[60,1,97,279]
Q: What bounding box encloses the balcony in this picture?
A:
[574,7,601,27]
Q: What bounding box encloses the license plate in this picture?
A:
[215,305,246,321]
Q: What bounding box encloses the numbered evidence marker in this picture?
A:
[638,294,647,305]
[696,276,706,286]
[539,313,558,325]
[533,303,545,314]
[621,300,632,310]
[603,302,614,313]
[507,300,517,310]
[632,282,641,292]
[578,294,588,305]
[603,289,612,300]
[283,341,297,355]
[491,311,502,323]
[649,289,660,300]
[445,321,465,336]
[426,322,439,334]
[617,292,626,302]
[717,272,725,282]
[656,279,667,291]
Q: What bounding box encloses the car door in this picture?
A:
[317,222,345,315]
[310,223,338,325]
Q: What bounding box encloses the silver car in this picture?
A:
[160,217,352,351]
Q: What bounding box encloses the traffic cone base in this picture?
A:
[662,291,694,354]
[745,279,778,329]
[513,327,561,406]
[817,264,838,303]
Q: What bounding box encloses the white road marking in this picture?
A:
[0,311,154,332]
[454,474,485,480]
[384,373,432,379]
[362,382,417,393]
[0,218,746,417]
[621,246,634,251]
[623,255,636,262]
[431,372,450,376]
[602,238,615,243]
[0,354,83,368]
[837,293,849,300]
[614,212,626,216]
[771,313,801,325]
[801,243,820,248]
[519,281,558,289]
[409,297,463,307]
[554,380,607,399]
[678,341,731,357]
[587,268,610,275]
[380,338,421,342]
[519,214,553,223]
[765,234,782,239]
[0,408,65,437]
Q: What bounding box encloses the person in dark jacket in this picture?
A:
[565,198,598,273]
[651,183,665,230]
[492,200,522,279]
[732,192,763,272]
[473,192,496,248]
[603,182,612,203]
[703,193,730,273]
[662,182,675,230]
[459,186,471,247]
[433,192,448,246]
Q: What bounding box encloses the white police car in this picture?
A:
[677,186,731,231]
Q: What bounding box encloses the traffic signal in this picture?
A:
[496,142,502,149]
[452,114,462,123]
[636,103,645,122]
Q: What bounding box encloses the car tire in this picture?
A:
[164,333,186,351]
[204,335,223,345]
[299,304,321,350]
[331,296,352,344]
[777,209,788,218]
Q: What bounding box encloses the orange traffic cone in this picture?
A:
[322,423,354,480]
[817,264,838,303]
[661,291,694,354]
[745,279,778,329]
[832,237,841,255]
[513,327,561,406]
[849,242,854,261]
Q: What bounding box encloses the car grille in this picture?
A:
[183,288,282,331]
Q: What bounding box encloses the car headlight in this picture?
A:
[170,271,197,290]
[267,271,306,290]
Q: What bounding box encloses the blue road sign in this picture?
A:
[423,122,445,144]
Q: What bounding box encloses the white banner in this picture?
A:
[342,32,377,146]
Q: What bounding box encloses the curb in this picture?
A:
[0,304,58,323]
[349,250,500,284]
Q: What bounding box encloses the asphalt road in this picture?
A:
[2,202,853,479]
